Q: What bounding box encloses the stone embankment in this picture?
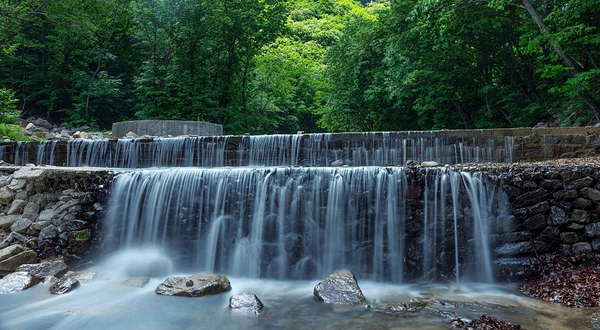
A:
[493,158,600,280]
[0,166,115,275]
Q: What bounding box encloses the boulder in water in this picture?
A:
[330,160,344,167]
[0,271,39,294]
[313,270,366,305]
[49,276,80,295]
[229,292,264,314]
[155,273,231,297]
[17,260,69,280]
[122,276,150,287]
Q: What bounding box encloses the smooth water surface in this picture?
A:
[0,250,594,330]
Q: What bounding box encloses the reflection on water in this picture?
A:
[0,251,594,330]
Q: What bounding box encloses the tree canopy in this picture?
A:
[0,0,598,133]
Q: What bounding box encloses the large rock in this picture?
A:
[229,292,264,314]
[0,271,39,294]
[49,276,80,295]
[496,241,547,257]
[17,260,69,279]
[155,273,231,297]
[313,270,366,305]
[0,250,37,275]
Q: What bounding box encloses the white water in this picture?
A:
[104,166,509,282]
[18,133,517,167]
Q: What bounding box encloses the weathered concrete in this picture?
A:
[112,120,223,138]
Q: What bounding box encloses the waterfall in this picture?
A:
[104,166,510,283]
[18,133,518,167]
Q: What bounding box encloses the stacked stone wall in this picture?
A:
[0,166,115,275]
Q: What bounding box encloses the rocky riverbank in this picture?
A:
[0,166,115,273]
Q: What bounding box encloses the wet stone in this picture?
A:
[16,260,69,279]
[547,206,568,226]
[155,273,231,297]
[313,270,366,305]
[229,292,264,314]
[49,276,80,295]
[496,241,547,257]
[0,271,39,294]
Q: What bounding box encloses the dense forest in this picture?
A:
[0,0,598,134]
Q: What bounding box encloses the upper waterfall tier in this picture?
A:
[3,127,599,168]
[104,166,511,282]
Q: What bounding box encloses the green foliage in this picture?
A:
[0,88,20,124]
[0,0,598,133]
[0,124,30,141]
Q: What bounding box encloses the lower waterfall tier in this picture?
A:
[104,166,511,283]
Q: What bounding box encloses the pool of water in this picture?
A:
[0,250,596,330]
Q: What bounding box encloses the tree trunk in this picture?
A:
[522,0,600,120]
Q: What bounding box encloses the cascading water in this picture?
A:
[21,133,516,167]
[104,166,510,283]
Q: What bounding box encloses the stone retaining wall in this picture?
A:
[2,127,600,167]
[0,167,115,275]
[494,161,600,280]
[0,162,599,281]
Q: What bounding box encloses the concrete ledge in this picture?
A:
[112,120,223,137]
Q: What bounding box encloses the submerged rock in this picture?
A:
[64,269,110,282]
[122,276,150,287]
[229,292,264,314]
[313,270,366,305]
[0,271,39,294]
[17,260,69,280]
[49,276,80,295]
[155,273,231,297]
